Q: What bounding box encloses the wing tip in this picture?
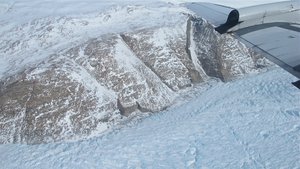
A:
[292,80,300,89]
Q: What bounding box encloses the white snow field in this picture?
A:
[0,68,299,169]
[1,0,299,168]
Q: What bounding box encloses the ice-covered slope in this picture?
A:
[0,0,286,79]
[0,68,299,169]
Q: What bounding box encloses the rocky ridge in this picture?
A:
[0,8,271,144]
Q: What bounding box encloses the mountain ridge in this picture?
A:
[0,5,272,144]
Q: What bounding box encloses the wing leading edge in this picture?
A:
[186,0,300,89]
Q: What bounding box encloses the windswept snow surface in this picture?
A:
[0,0,299,168]
[0,68,299,169]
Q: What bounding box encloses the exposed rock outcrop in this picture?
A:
[0,57,117,144]
[0,14,271,144]
[63,35,175,116]
[191,18,270,82]
[120,22,203,91]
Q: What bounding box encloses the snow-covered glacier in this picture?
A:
[0,0,299,168]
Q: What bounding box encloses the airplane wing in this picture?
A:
[186,0,300,89]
